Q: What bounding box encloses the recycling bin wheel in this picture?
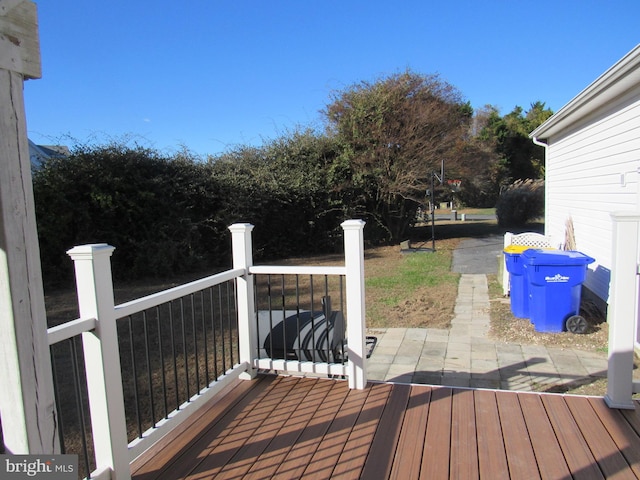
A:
[566,315,589,334]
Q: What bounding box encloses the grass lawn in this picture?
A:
[364,244,458,328]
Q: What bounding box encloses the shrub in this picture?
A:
[495,179,544,227]
[33,143,227,286]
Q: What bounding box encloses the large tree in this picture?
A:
[324,70,472,242]
[479,101,553,188]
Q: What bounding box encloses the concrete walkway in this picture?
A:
[366,237,608,392]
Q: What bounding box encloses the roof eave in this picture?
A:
[530,44,640,141]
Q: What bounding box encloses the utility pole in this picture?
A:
[429,161,444,251]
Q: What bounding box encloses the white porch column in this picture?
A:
[67,244,131,479]
[342,219,367,389]
[604,212,640,409]
[0,1,60,454]
[229,223,257,380]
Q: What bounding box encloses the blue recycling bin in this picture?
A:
[503,245,531,318]
[522,249,595,333]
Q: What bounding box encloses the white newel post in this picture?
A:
[0,0,60,454]
[342,219,367,389]
[605,212,640,409]
[229,224,257,380]
[67,244,131,479]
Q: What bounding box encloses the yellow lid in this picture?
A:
[504,244,531,254]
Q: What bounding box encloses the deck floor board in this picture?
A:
[566,396,637,479]
[519,393,572,479]
[389,382,430,479]
[495,392,540,479]
[420,386,452,479]
[131,375,640,480]
[540,394,604,479]
[475,390,510,480]
[333,382,393,480]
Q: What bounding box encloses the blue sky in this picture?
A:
[25,1,640,157]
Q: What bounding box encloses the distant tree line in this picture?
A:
[33,70,552,286]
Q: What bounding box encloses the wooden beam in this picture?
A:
[0,0,41,78]
[0,0,58,454]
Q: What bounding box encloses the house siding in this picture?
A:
[544,87,640,302]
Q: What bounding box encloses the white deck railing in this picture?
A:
[46,220,367,480]
[605,212,640,409]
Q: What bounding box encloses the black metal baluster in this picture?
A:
[142,310,156,428]
[190,294,200,393]
[209,287,219,380]
[168,301,179,411]
[295,275,301,361]
[218,284,226,373]
[324,276,331,363]
[267,275,274,360]
[201,290,209,386]
[228,279,237,366]
[156,305,168,419]
[49,346,66,454]
[127,316,143,437]
[254,277,261,360]
[179,297,190,402]
[280,274,287,361]
[70,338,91,477]
[310,275,316,362]
[340,276,346,364]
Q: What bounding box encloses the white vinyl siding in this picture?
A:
[544,87,640,302]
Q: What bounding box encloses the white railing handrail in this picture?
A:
[249,265,346,276]
[47,316,97,346]
[47,270,246,347]
[114,267,245,318]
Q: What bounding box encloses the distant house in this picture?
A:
[28,139,69,168]
[530,44,640,343]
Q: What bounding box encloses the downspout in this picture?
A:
[531,136,548,148]
[532,136,549,238]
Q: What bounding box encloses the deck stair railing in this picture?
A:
[46,220,366,480]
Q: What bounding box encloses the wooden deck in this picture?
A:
[131,374,640,479]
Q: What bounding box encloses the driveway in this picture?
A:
[451,235,504,274]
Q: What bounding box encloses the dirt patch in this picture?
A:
[262,242,460,329]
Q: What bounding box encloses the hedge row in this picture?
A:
[33,140,345,287]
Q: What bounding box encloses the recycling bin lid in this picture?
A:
[504,244,530,254]
[504,244,554,254]
[522,248,595,266]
